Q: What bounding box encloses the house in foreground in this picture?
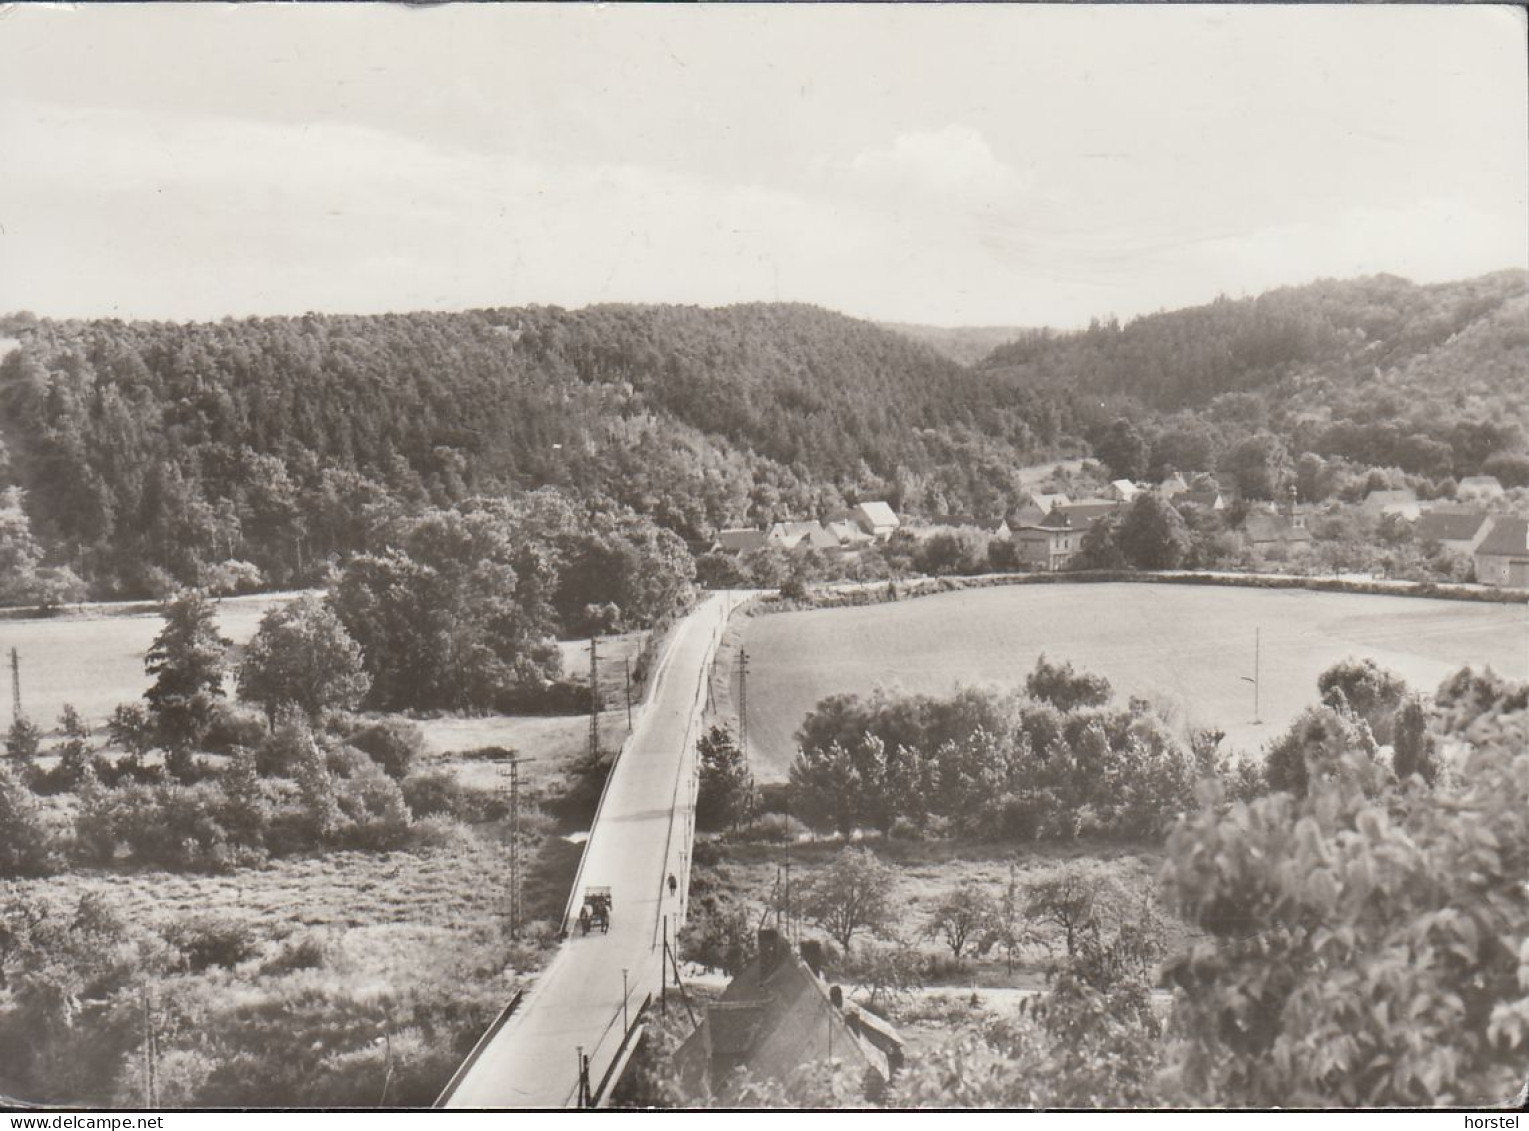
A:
[672,929,902,1103]
[1474,517,1529,588]
[1415,509,1497,556]
[1011,514,1080,572]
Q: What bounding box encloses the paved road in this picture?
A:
[441,592,739,1108]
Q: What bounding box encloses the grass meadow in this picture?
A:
[737,582,1529,779]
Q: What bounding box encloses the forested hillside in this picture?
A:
[0,304,1083,599]
[1,270,1524,603]
[977,271,1529,489]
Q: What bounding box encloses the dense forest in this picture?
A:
[0,270,1524,602]
[977,270,1529,490]
[0,304,1084,599]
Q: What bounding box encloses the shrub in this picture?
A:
[260,932,331,975]
[164,915,260,972]
[401,768,480,821]
[0,762,56,876]
[347,718,426,780]
[409,813,477,850]
[5,715,42,760]
[731,811,810,844]
[202,703,269,756]
[336,764,412,850]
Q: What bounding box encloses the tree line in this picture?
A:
[0,303,1085,601]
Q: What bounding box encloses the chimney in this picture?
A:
[800,939,826,976]
[829,985,843,1010]
[758,927,782,977]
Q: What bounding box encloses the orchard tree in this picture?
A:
[144,590,231,772]
[237,596,371,729]
[1024,862,1112,959]
[924,881,997,963]
[800,847,899,953]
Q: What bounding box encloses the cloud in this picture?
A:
[827,125,1035,214]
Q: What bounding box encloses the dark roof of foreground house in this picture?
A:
[713,528,769,553]
[1053,500,1120,529]
[1416,509,1492,544]
[1244,513,1312,545]
[673,929,898,1102]
[1476,517,1529,558]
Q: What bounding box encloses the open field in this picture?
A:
[0,592,310,731]
[737,582,1529,779]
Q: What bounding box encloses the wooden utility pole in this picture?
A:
[1241,628,1263,725]
[737,647,750,770]
[10,647,20,724]
[588,635,600,761]
[141,985,158,1108]
[623,657,633,730]
[489,748,534,938]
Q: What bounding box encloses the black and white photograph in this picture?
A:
[0,1,1526,1113]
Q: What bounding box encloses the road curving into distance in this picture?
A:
[439,590,744,1108]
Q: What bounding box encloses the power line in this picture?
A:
[589,634,600,762]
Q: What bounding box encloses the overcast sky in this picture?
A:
[0,3,1524,328]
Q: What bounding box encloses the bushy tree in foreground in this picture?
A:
[1162,729,1529,1106]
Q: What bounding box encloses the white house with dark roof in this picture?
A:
[1474,517,1529,588]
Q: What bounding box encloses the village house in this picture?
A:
[1181,474,1226,511]
[1011,513,1080,572]
[1457,475,1506,501]
[1361,488,1421,522]
[1473,516,1529,588]
[1243,512,1312,554]
[672,930,902,1103]
[711,528,770,554]
[826,519,873,548]
[768,520,839,552]
[851,501,900,541]
[1053,499,1122,532]
[1157,471,1190,500]
[1008,491,1070,528]
[1415,509,1497,556]
[1105,479,1142,503]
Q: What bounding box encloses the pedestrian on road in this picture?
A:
[668,873,678,896]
